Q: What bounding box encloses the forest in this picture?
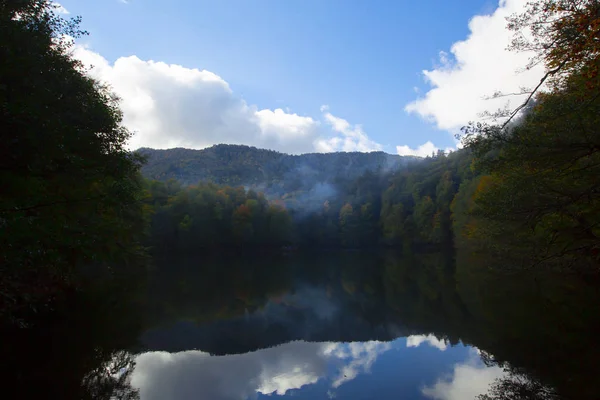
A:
[139,0,600,271]
[2,0,599,322]
[2,0,600,399]
[138,145,418,187]
[142,148,471,251]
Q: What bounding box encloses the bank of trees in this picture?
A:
[1,1,148,321]
[140,0,600,273]
[3,0,600,324]
[146,180,292,249]
[142,148,473,250]
[459,0,600,270]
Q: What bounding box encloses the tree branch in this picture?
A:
[501,60,568,129]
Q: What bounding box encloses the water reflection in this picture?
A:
[135,250,600,399]
[4,249,600,399]
[0,267,144,399]
[133,342,328,400]
[141,252,398,354]
[407,334,448,351]
[129,251,503,400]
[131,340,398,400]
[421,349,505,400]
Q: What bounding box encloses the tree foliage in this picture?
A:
[143,148,476,251]
[0,0,147,319]
[508,0,600,88]
[459,0,600,270]
[146,181,294,249]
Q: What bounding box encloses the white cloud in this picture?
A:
[130,340,394,400]
[421,349,506,400]
[405,0,545,132]
[406,334,449,351]
[53,2,69,14]
[315,106,383,153]
[131,341,330,400]
[258,365,321,395]
[324,341,393,388]
[72,46,381,154]
[396,141,456,157]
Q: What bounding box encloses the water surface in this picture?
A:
[4,250,600,399]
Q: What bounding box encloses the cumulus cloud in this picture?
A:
[315,106,383,153]
[72,46,381,154]
[52,2,69,14]
[323,341,393,388]
[421,349,506,400]
[131,341,329,400]
[131,340,393,400]
[405,0,545,132]
[406,334,449,351]
[396,141,456,158]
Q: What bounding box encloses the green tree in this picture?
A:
[413,196,436,243]
[232,204,254,243]
[382,203,406,246]
[359,202,377,246]
[450,176,484,246]
[508,0,600,91]
[339,203,359,247]
[465,69,600,268]
[432,171,455,244]
[0,1,147,319]
[458,0,600,269]
[266,205,293,245]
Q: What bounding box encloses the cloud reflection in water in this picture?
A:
[421,349,506,400]
[406,334,448,351]
[131,340,393,400]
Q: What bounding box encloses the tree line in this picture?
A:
[2,1,600,398]
[2,0,599,321]
[1,1,148,323]
[460,0,600,270]
[141,0,600,267]
[142,148,472,251]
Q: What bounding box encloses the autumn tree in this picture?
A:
[457,0,600,269]
[232,204,254,243]
[483,0,600,125]
[508,0,600,88]
[471,73,600,268]
[146,181,295,248]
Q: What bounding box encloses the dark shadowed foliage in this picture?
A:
[0,1,148,321]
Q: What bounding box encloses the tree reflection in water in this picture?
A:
[3,249,599,399]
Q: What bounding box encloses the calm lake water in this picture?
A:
[5,250,600,399]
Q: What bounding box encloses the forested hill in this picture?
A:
[137,145,420,189]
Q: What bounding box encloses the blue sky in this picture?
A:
[57,0,543,155]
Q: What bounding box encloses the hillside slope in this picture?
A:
[137,145,420,196]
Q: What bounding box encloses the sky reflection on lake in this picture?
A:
[131,336,503,400]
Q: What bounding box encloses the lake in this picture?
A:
[4,250,600,399]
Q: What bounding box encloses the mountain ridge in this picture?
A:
[137,144,422,195]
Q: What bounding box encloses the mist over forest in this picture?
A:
[2,1,600,399]
[3,0,599,326]
[139,145,419,190]
[139,143,472,250]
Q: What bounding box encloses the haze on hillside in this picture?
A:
[3,1,600,400]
